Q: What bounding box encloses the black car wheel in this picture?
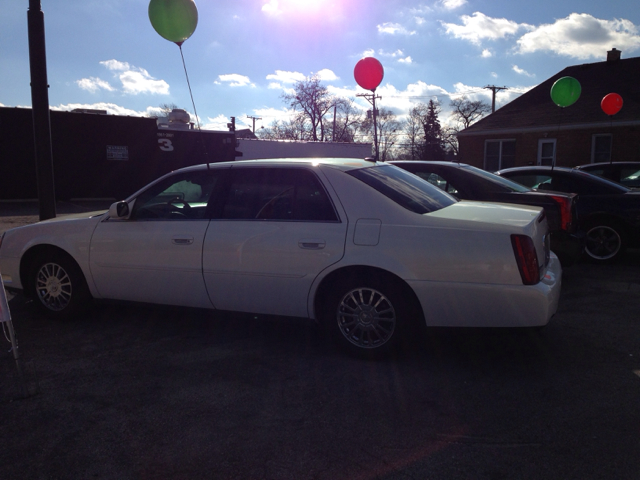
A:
[584,222,625,262]
[29,252,92,319]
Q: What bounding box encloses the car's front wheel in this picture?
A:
[584,221,626,262]
[325,276,407,357]
[28,252,92,319]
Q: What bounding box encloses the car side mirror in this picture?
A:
[109,201,130,219]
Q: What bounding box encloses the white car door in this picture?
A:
[89,170,220,308]
[202,166,347,318]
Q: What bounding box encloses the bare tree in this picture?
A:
[400,100,446,160]
[258,116,308,141]
[360,108,402,161]
[447,96,491,156]
[282,75,337,141]
[449,96,491,130]
[329,98,365,143]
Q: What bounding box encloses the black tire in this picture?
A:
[324,275,407,357]
[584,220,626,263]
[28,252,92,320]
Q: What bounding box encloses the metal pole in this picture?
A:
[27,0,56,221]
[332,104,336,142]
[1,277,29,398]
[372,92,379,160]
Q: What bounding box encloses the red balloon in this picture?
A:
[601,93,623,116]
[354,57,384,91]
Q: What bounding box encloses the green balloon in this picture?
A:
[149,0,198,46]
[550,76,581,107]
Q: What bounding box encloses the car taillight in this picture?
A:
[511,234,540,285]
[549,195,573,231]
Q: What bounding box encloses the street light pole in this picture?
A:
[27,0,56,220]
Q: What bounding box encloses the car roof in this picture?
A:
[497,166,575,174]
[576,162,640,169]
[174,157,382,174]
[497,165,631,192]
[391,160,472,168]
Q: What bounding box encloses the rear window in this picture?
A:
[463,165,531,193]
[347,165,457,214]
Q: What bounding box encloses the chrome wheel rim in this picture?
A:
[337,287,396,349]
[35,262,72,311]
[585,225,621,260]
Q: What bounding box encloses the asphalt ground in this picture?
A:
[1,201,640,479]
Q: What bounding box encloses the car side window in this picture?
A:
[131,171,219,220]
[413,172,460,196]
[217,167,339,222]
[620,168,640,187]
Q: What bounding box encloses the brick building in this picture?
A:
[457,49,640,171]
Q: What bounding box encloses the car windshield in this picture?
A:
[347,164,457,214]
[463,165,531,193]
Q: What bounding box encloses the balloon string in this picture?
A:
[179,44,201,131]
[179,44,210,167]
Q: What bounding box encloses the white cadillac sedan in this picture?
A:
[0,158,561,356]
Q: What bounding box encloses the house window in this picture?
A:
[537,139,556,166]
[484,140,515,172]
[592,134,612,163]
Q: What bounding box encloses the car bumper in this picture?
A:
[407,254,562,328]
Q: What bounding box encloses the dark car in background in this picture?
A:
[391,161,582,265]
[575,162,640,189]
[496,166,640,263]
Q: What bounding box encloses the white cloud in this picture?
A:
[358,49,376,58]
[76,77,114,93]
[94,59,169,95]
[316,69,338,81]
[415,17,426,26]
[441,12,532,45]
[491,72,498,78]
[512,65,534,77]
[398,56,413,64]
[51,102,151,117]
[266,70,306,83]
[377,22,416,35]
[203,114,233,131]
[217,74,254,87]
[100,59,131,71]
[262,0,280,16]
[440,0,467,10]
[516,13,640,59]
[481,49,493,58]
[119,71,169,95]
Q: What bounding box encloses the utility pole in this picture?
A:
[357,92,381,160]
[246,115,261,134]
[28,0,56,220]
[484,85,508,113]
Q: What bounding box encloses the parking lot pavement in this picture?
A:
[1,250,640,479]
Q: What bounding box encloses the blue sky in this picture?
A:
[2,0,639,132]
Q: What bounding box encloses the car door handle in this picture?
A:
[298,239,326,250]
[172,236,194,245]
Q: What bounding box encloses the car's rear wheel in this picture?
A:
[325,276,407,357]
[28,252,91,319]
[584,221,626,262]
